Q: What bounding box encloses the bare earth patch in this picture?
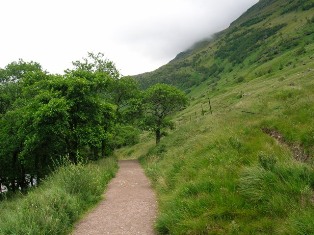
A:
[73,160,157,235]
[262,128,310,162]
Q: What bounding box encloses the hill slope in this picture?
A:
[119,0,314,234]
[135,0,314,91]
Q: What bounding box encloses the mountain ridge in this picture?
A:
[134,0,314,91]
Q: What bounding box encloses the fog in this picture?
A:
[0,0,258,75]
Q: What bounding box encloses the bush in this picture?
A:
[110,125,140,148]
[236,76,245,83]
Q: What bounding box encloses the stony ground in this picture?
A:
[73,160,157,235]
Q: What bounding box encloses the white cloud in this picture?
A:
[0,0,258,75]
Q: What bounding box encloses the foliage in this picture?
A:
[0,59,42,114]
[139,73,314,233]
[281,0,314,14]
[109,124,140,148]
[108,76,143,124]
[142,83,188,144]
[239,14,272,28]
[1,0,314,233]
[0,53,141,193]
[68,52,120,79]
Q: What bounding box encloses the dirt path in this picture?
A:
[73,160,157,235]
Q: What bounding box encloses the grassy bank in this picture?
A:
[118,1,314,233]
[0,157,118,235]
[133,58,314,234]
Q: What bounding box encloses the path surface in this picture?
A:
[73,160,157,235]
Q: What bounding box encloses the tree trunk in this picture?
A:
[30,175,34,187]
[101,140,106,158]
[35,154,43,185]
[11,151,18,192]
[69,151,77,164]
[92,145,99,160]
[10,179,16,192]
[156,128,161,145]
[18,165,27,192]
[68,139,78,164]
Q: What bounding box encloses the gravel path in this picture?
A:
[73,160,157,235]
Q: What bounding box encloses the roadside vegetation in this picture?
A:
[0,53,139,193]
[0,157,117,235]
[0,53,186,233]
[0,52,186,195]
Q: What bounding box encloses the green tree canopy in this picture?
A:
[0,59,43,114]
[68,52,120,79]
[0,54,143,193]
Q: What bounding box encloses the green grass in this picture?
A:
[123,48,314,234]
[114,132,155,160]
[0,157,118,235]
[119,2,314,233]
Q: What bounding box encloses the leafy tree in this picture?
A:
[0,59,43,114]
[68,52,120,79]
[109,76,142,124]
[70,53,143,150]
[143,83,188,144]
[0,59,42,83]
[0,61,47,190]
[0,57,116,191]
[0,72,70,189]
[65,53,126,158]
[50,70,114,162]
[0,54,143,194]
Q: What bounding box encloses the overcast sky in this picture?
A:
[0,0,258,76]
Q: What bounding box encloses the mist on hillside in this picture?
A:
[0,0,258,75]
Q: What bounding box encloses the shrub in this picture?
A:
[110,125,140,148]
[236,76,245,83]
[146,144,167,157]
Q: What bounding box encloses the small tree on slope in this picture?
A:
[143,83,188,144]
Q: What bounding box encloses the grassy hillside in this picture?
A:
[135,0,314,91]
[118,0,314,234]
[118,61,314,234]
